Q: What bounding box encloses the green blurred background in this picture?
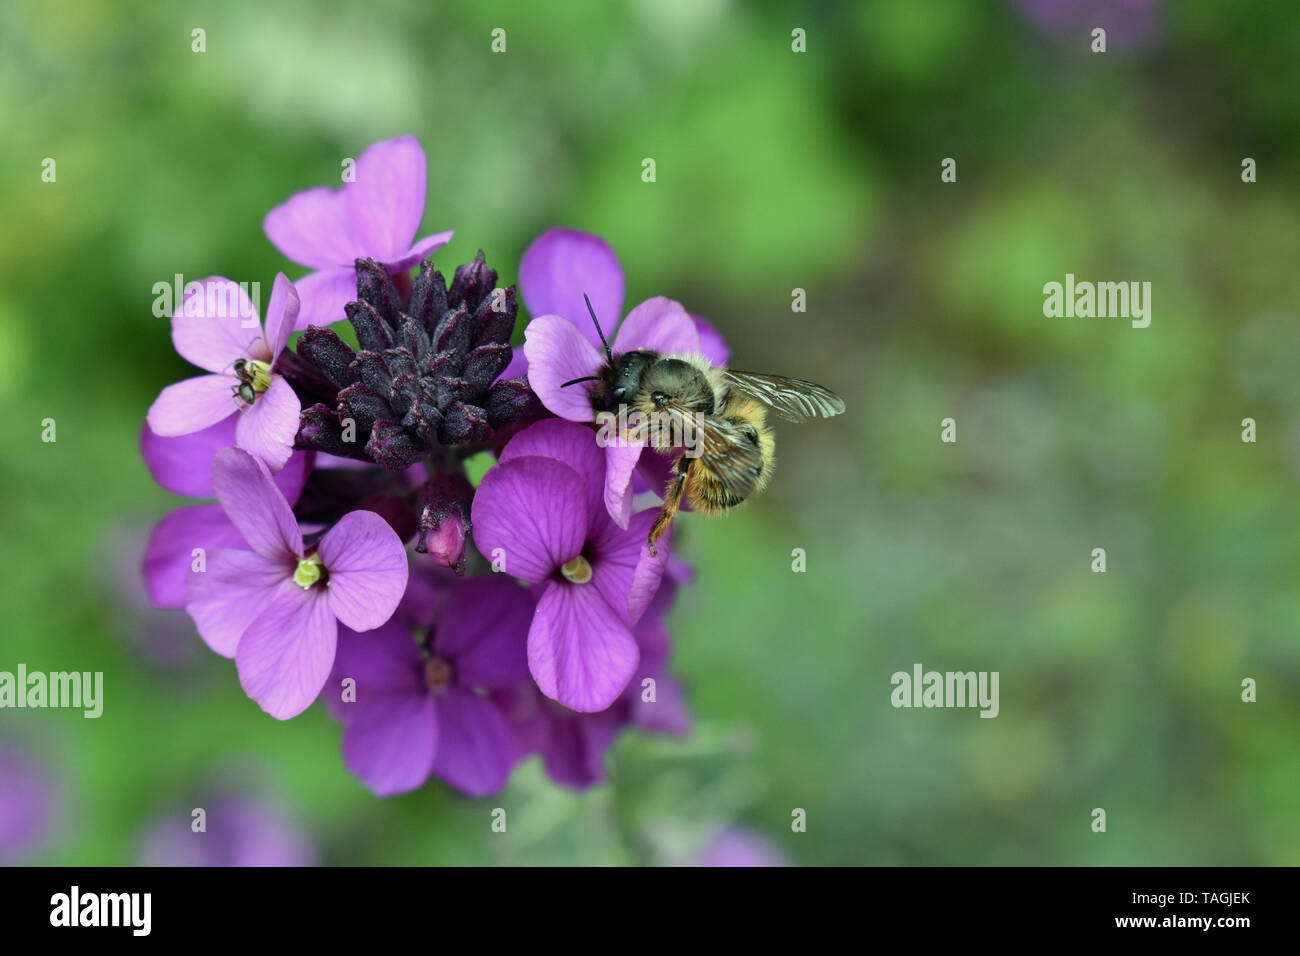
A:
[2,0,1299,865]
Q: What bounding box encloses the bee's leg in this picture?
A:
[648,458,690,556]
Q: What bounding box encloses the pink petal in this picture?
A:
[611,296,700,356]
[470,456,589,584]
[384,230,454,273]
[345,135,427,260]
[264,186,362,270]
[317,510,409,632]
[498,418,605,527]
[522,314,605,422]
[236,580,337,719]
[185,548,288,657]
[434,577,532,688]
[146,374,236,437]
[171,278,263,372]
[261,273,301,357]
[692,314,730,365]
[293,266,357,330]
[518,228,625,352]
[211,447,303,560]
[234,376,301,473]
[342,684,438,796]
[140,417,237,498]
[602,441,644,530]
[528,581,639,713]
[591,507,670,625]
[431,688,515,797]
[143,505,246,608]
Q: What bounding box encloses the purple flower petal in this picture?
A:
[185,547,288,657]
[528,580,639,713]
[590,507,671,625]
[518,228,624,351]
[264,186,363,270]
[342,683,438,796]
[430,687,515,797]
[143,504,246,608]
[146,374,235,437]
[234,376,301,472]
[694,829,789,867]
[333,619,424,692]
[385,230,455,273]
[542,705,623,790]
[293,266,357,330]
[471,456,590,583]
[602,440,644,529]
[691,314,730,365]
[611,296,700,356]
[522,314,605,422]
[235,580,337,719]
[498,418,605,527]
[140,417,237,497]
[262,273,300,357]
[434,576,532,688]
[317,510,409,632]
[211,447,303,560]
[171,278,263,371]
[346,135,426,261]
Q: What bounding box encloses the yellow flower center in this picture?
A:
[293,554,324,589]
[560,555,593,584]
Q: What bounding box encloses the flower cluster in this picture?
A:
[141,135,709,796]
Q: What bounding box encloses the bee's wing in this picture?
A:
[723,370,845,423]
[686,412,766,499]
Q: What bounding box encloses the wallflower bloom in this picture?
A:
[140,423,314,609]
[0,742,59,864]
[330,576,533,797]
[140,794,316,867]
[471,419,669,712]
[186,448,408,719]
[264,135,453,329]
[146,274,302,471]
[518,227,728,527]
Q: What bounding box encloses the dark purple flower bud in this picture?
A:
[286,252,533,470]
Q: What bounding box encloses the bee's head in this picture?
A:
[603,350,654,411]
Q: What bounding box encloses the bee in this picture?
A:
[562,295,845,554]
[231,357,272,406]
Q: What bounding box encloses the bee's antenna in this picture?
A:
[560,375,601,388]
[584,293,613,363]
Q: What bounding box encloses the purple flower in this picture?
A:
[693,828,789,867]
[264,135,453,329]
[492,579,690,789]
[140,424,314,609]
[329,575,533,797]
[140,795,316,867]
[517,227,728,527]
[146,274,302,471]
[493,681,627,789]
[185,447,408,719]
[471,419,670,712]
[1014,0,1159,47]
[0,742,59,864]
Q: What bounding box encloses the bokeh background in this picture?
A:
[2,0,1299,865]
